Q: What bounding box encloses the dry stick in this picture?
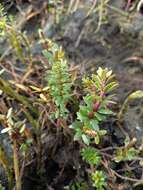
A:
[0,78,38,115]
[19,28,34,84]
[21,68,34,84]
[67,0,79,14]
[13,140,21,190]
[0,145,13,190]
[86,0,97,17]
[117,97,129,122]
[75,0,109,47]
[111,169,143,183]
[73,0,80,13]
[76,0,130,46]
[95,0,105,34]
[0,78,40,133]
[137,0,143,11]
[0,61,38,87]
[0,47,12,62]
[67,0,74,13]
[103,159,143,184]
[95,0,116,34]
[0,3,46,62]
[106,4,129,17]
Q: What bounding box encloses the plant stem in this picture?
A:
[13,140,21,190]
[0,145,13,190]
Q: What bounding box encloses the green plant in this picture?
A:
[71,67,118,145]
[0,6,141,188]
[68,67,118,189]
[40,37,74,131]
[80,144,106,189]
[0,4,33,67]
[48,0,64,24]
[45,41,72,120]
[0,184,5,190]
[114,137,138,162]
[118,90,143,122]
[0,108,33,190]
[66,181,88,190]
[91,170,106,190]
[0,144,13,190]
[81,147,101,165]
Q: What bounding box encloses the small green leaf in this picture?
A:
[94,135,100,144]
[77,110,87,122]
[94,112,104,121]
[91,170,106,189]
[20,124,26,134]
[98,130,107,136]
[98,109,113,115]
[89,120,99,130]
[74,131,82,141]
[42,50,54,64]
[69,121,82,129]
[84,95,94,106]
[81,147,101,165]
[127,148,138,160]
[82,134,90,145]
[105,82,118,93]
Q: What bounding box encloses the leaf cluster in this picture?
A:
[91,171,106,190]
[43,40,72,119]
[81,147,101,165]
[71,67,118,145]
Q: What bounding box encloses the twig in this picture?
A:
[106,4,129,17]
[0,78,38,115]
[86,0,97,17]
[111,169,143,183]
